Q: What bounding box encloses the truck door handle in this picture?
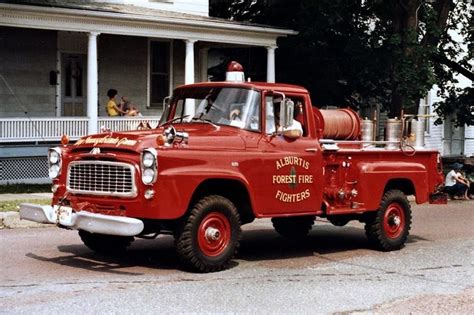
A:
[305,148,318,152]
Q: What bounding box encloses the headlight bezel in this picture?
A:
[141,148,158,185]
[48,147,62,179]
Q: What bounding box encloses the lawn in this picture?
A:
[0,199,51,212]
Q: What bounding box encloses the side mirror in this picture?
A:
[280,98,294,129]
[158,95,172,125]
[163,95,171,108]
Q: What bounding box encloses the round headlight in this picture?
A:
[49,164,60,179]
[49,150,60,164]
[142,168,155,184]
[142,152,155,168]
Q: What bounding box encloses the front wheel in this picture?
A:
[365,189,412,251]
[175,195,241,272]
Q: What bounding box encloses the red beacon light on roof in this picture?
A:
[226,61,245,82]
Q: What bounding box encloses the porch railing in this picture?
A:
[0,116,161,143]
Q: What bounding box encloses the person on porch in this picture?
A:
[120,96,142,116]
[106,89,126,117]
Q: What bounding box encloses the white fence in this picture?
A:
[0,116,161,143]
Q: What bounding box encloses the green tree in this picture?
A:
[210,0,473,124]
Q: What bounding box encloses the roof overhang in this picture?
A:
[0,3,297,47]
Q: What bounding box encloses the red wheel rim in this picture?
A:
[197,212,231,257]
[383,203,405,239]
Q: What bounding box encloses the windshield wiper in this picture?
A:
[159,115,190,127]
[191,117,219,129]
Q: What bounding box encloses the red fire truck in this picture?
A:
[21,63,444,272]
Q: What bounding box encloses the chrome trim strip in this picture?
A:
[48,147,62,178]
[141,148,158,185]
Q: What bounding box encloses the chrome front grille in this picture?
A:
[67,161,137,197]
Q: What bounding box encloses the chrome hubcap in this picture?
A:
[205,227,221,241]
[390,215,401,227]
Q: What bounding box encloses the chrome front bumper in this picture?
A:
[19,203,144,237]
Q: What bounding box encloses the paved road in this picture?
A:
[1,201,473,314]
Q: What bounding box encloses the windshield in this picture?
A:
[166,87,261,132]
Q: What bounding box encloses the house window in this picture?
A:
[149,40,172,108]
[419,96,430,134]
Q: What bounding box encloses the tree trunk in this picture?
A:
[389,0,421,117]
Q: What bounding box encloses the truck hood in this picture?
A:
[71,124,247,151]
[178,123,246,151]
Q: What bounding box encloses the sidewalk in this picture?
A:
[0,193,52,229]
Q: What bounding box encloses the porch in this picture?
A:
[0,116,162,185]
[0,2,295,184]
[0,116,161,143]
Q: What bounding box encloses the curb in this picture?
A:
[0,212,49,229]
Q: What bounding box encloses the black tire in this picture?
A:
[78,230,134,254]
[271,216,315,239]
[175,195,241,273]
[365,189,412,251]
[327,216,350,227]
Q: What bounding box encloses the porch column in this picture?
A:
[87,32,100,135]
[266,46,277,83]
[185,39,196,84]
[184,39,196,117]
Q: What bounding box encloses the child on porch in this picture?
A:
[106,89,126,117]
[120,96,142,116]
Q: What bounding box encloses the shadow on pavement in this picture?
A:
[24,224,430,273]
[26,235,179,275]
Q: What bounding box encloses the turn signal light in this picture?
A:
[61,134,70,145]
[156,134,165,146]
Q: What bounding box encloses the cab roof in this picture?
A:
[175,81,309,95]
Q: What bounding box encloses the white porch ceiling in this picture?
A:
[0,3,296,47]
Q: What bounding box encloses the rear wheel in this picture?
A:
[365,189,412,251]
[175,195,241,272]
[78,230,134,254]
[272,216,315,239]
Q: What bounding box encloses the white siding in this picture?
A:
[425,86,474,157]
[424,88,444,152]
[98,34,149,116]
[0,27,57,118]
[464,127,474,157]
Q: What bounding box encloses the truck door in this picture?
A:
[253,94,324,216]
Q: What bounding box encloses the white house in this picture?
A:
[422,27,473,158]
[421,87,474,158]
[0,0,295,184]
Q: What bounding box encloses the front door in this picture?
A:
[61,54,86,116]
[443,115,465,155]
[252,94,324,216]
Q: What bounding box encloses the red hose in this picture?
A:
[319,108,361,140]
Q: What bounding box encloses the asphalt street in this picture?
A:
[0,200,473,314]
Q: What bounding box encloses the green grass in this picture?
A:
[0,184,51,194]
[0,199,51,212]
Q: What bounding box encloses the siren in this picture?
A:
[225,61,245,82]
